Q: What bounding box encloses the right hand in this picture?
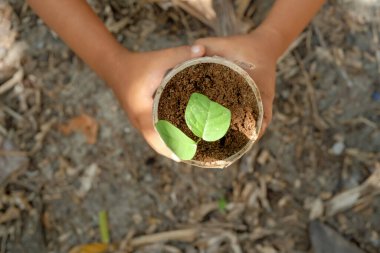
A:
[195,26,283,137]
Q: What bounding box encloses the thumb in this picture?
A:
[163,45,206,68]
[195,37,227,56]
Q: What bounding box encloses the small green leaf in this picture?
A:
[185,93,231,142]
[218,197,227,213]
[98,211,110,244]
[155,120,197,160]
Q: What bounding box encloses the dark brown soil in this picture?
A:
[157,63,259,162]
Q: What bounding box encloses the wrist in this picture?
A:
[101,44,132,90]
[249,23,289,61]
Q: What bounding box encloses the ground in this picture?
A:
[0,1,379,253]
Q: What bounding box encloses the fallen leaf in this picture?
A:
[77,163,100,198]
[68,243,108,253]
[256,245,278,253]
[325,164,380,216]
[189,202,218,222]
[257,149,271,165]
[0,138,29,184]
[59,114,98,144]
[309,198,324,220]
[0,207,20,224]
[310,221,365,253]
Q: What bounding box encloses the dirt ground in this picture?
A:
[1,0,380,253]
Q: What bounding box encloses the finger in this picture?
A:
[258,113,272,139]
[190,45,206,58]
[258,109,271,139]
[195,37,227,56]
[137,110,180,162]
[160,45,206,69]
[258,121,267,139]
[258,94,273,139]
[143,128,180,162]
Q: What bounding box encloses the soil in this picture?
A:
[157,63,258,162]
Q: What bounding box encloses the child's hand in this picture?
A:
[195,27,283,137]
[109,45,205,160]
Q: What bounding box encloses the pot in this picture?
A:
[153,56,263,168]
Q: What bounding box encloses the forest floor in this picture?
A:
[1,0,380,253]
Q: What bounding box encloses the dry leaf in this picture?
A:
[0,138,29,184]
[325,165,380,216]
[310,221,365,253]
[68,243,108,253]
[0,207,20,224]
[309,198,324,220]
[77,163,100,198]
[59,114,99,144]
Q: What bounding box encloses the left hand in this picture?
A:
[108,45,206,160]
[195,26,283,137]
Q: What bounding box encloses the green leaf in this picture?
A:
[218,197,227,213]
[98,211,110,244]
[155,120,197,160]
[185,93,231,142]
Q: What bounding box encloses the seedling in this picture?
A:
[218,197,227,213]
[155,93,231,160]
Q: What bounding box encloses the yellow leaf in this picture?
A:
[69,243,108,253]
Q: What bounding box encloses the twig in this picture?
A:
[345,148,378,163]
[137,244,181,253]
[236,0,251,19]
[175,6,194,43]
[0,150,28,156]
[0,207,20,223]
[259,177,271,212]
[227,231,243,253]
[202,221,247,231]
[239,145,259,175]
[294,53,329,130]
[0,232,7,253]
[107,17,130,33]
[1,105,23,121]
[173,0,243,35]
[312,22,354,87]
[130,228,197,248]
[213,0,240,36]
[340,116,378,129]
[0,124,6,135]
[29,118,57,155]
[173,0,215,29]
[376,50,380,74]
[0,69,23,95]
[198,228,243,253]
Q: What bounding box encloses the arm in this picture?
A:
[27,0,123,86]
[259,0,326,59]
[196,0,325,134]
[27,0,206,160]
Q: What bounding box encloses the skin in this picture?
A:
[27,0,325,160]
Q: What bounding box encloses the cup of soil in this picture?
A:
[153,56,263,168]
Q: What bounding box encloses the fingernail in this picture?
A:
[191,45,202,56]
[171,153,180,162]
